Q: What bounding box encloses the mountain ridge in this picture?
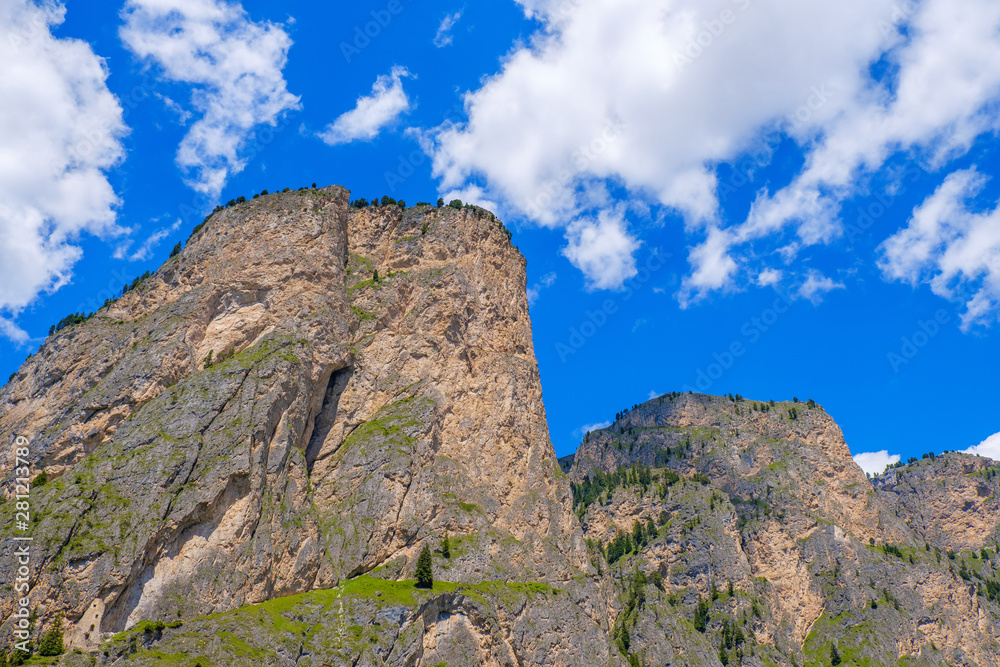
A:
[1,186,998,666]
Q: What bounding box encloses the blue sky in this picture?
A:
[2,0,1000,473]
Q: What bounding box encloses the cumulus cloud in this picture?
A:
[320,67,411,146]
[853,450,900,476]
[757,268,783,287]
[798,271,846,305]
[439,183,500,217]
[120,0,300,197]
[433,10,463,48]
[428,0,1000,304]
[527,271,557,305]
[114,218,182,262]
[689,0,1000,299]
[0,0,127,342]
[0,318,31,346]
[574,421,612,440]
[679,226,737,306]
[879,169,1000,330]
[966,432,1000,461]
[561,209,640,290]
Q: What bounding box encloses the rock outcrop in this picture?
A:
[1,189,998,666]
[0,189,612,664]
[567,393,1000,666]
[874,454,1000,552]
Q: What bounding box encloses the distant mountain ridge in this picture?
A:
[1,188,998,666]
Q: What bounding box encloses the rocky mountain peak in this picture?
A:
[1,189,597,656]
[1,190,998,666]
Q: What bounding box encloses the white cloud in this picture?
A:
[690,0,1000,298]
[879,169,1000,330]
[428,0,1000,303]
[853,450,900,476]
[439,183,500,216]
[561,208,639,290]
[0,318,31,345]
[647,389,660,400]
[156,93,193,123]
[0,0,127,342]
[120,0,300,197]
[965,432,1000,461]
[574,421,612,439]
[320,67,411,146]
[433,10,463,48]
[757,268,783,287]
[527,271,557,305]
[798,271,845,305]
[114,218,182,262]
[679,226,737,306]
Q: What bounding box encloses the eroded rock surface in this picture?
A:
[568,393,1000,666]
[2,190,998,666]
[0,190,606,661]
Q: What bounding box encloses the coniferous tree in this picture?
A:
[830,643,842,665]
[645,517,657,541]
[693,597,710,633]
[632,520,645,548]
[415,545,434,589]
[38,617,64,657]
[441,533,451,559]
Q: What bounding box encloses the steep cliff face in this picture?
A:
[0,189,613,664]
[567,393,1000,667]
[2,187,998,667]
[874,454,1000,552]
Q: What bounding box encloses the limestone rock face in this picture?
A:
[2,188,999,667]
[0,190,604,660]
[568,393,1000,667]
[874,454,1000,552]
